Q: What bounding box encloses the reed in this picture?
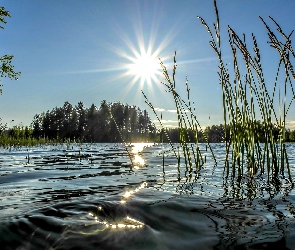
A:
[142,51,216,171]
[197,0,294,181]
[144,0,294,187]
[105,103,135,169]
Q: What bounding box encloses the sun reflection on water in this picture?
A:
[86,144,151,231]
[131,143,152,154]
[130,143,153,169]
[133,155,145,169]
[121,182,147,204]
[87,181,147,230]
[88,212,144,230]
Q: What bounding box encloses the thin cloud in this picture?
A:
[152,108,190,113]
[154,107,166,112]
[286,120,295,130]
[164,124,178,128]
[153,119,178,124]
[168,109,191,113]
[153,119,178,128]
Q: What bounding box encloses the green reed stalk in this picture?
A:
[198,0,294,182]
[106,103,135,168]
[143,51,216,170]
[141,91,178,158]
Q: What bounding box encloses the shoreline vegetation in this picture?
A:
[0,100,157,147]
[1,108,295,147]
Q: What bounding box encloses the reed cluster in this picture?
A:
[197,0,294,181]
[145,0,294,185]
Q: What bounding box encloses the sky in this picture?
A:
[0,0,295,130]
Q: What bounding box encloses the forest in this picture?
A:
[1,100,295,145]
[164,122,295,143]
[0,101,158,145]
[30,100,158,142]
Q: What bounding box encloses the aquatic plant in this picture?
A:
[197,0,294,181]
[142,51,216,172]
[144,0,294,187]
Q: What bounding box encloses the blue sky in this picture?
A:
[0,0,294,130]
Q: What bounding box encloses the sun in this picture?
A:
[108,3,176,96]
[127,49,161,86]
[112,38,166,90]
[131,52,158,80]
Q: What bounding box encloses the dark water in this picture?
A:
[0,143,295,249]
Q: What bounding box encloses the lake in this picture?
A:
[0,143,295,249]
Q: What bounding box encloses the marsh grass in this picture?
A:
[144,0,294,189]
[0,132,62,148]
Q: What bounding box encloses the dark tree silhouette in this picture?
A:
[0,6,21,93]
[31,101,157,142]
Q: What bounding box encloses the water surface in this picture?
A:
[0,143,295,249]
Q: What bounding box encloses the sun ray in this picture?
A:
[108,5,175,93]
[84,1,191,107]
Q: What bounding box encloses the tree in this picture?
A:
[30,101,158,142]
[76,101,87,140]
[85,103,98,141]
[0,118,6,133]
[97,100,110,142]
[41,111,51,138]
[31,114,42,138]
[51,107,63,139]
[110,102,124,142]
[70,109,78,140]
[0,6,20,93]
[129,106,138,141]
[61,101,73,139]
[123,105,131,141]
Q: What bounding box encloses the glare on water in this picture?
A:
[130,143,154,169]
[88,182,146,231]
[0,143,295,249]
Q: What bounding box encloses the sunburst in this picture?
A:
[115,35,169,91]
[124,47,162,86]
[112,14,174,96]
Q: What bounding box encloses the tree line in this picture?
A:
[30,100,157,142]
[2,105,295,145]
[163,122,295,143]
